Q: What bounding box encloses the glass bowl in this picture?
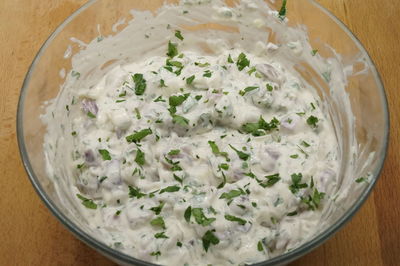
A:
[17,0,389,265]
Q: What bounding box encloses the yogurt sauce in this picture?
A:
[43,0,350,265]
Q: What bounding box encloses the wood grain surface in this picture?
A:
[0,1,399,265]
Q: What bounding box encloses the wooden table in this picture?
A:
[1,1,399,265]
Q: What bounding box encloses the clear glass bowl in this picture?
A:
[17,0,389,265]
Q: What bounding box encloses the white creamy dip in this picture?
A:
[42,0,361,265]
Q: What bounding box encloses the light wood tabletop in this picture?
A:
[0,0,399,265]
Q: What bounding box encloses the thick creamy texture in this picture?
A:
[42,1,361,265]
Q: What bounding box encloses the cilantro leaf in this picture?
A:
[150,202,165,215]
[356,177,368,183]
[150,216,166,229]
[192,208,216,226]
[126,128,152,143]
[279,0,287,19]
[186,75,195,85]
[236,52,250,71]
[87,111,96,118]
[239,86,258,96]
[184,206,192,223]
[259,173,281,188]
[202,230,219,252]
[307,115,319,128]
[159,185,180,194]
[167,41,178,58]
[135,149,145,166]
[241,116,279,136]
[175,30,184,41]
[208,141,230,161]
[76,194,97,209]
[172,114,189,126]
[154,232,169,239]
[98,149,111,160]
[224,214,246,225]
[229,145,250,160]
[227,54,234,63]
[132,73,147,95]
[219,188,246,201]
[154,96,166,102]
[168,149,180,156]
[289,173,308,194]
[128,186,146,199]
[257,241,264,252]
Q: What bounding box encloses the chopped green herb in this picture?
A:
[159,79,167,88]
[150,202,165,215]
[195,95,203,101]
[259,173,281,188]
[252,202,257,207]
[266,84,274,92]
[76,194,97,209]
[186,75,195,85]
[192,208,216,226]
[159,185,180,194]
[71,70,81,79]
[208,141,230,161]
[128,186,146,199]
[236,52,250,71]
[311,49,318,56]
[356,177,368,183]
[202,230,219,252]
[168,149,180,156]
[135,108,141,119]
[99,176,108,183]
[154,232,169,239]
[172,114,190,126]
[301,141,310,147]
[184,206,192,223]
[126,128,152,143]
[257,241,264,252]
[87,111,96,118]
[175,30,184,41]
[177,241,183,247]
[224,214,246,225]
[218,163,229,170]
[154,96,166,102]
[203,70,212,78]
[150,251,161,257]
[220,188,246,201]
[195,62,210,67]
[301,188,326,210]
[307,115,319,128]
[239,86,258,96]
[279,0,287,20]
[289,173,308,194]
[247,67,257,75]
[241,116,280,136]
[229,145,250,161]
[290,154,299,159]
[98,149,111,160]
[287,210,298,216]
[132,73,147,95]
[150,216,166,229]
[167,41,178,58]
[135,149,145,166]
[227,54,234,63]
[71,131,77,136]
[173,174,183,184]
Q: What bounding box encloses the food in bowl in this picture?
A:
[42,0,369,265]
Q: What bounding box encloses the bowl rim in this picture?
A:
[16,0,390,265]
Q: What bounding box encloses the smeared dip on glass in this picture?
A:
[43,0,358,265]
